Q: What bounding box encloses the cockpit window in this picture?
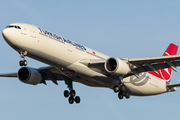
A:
[17,26,21,29]
[6,25,21,29]
[6,25,14,28]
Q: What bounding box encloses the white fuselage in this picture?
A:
[2,23,169,96]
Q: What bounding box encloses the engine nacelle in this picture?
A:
[18,67,42,85]
[104,57,131,76]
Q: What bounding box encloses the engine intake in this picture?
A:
[18,67,42,85]
[104,57,131,76]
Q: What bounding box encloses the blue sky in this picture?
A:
[1,0,180,120]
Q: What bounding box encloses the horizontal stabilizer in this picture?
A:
[167,83,180,88]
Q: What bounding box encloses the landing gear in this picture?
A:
[19,51,28,66]
[67,95,81,104]
[114,85,130,100]
[119,85,126,91]
[64,89,81,104]
[19,60,27,66]
[70,90,76,97]
[64,90,69,98]
[74,96,80,103]
[118,91,123,99]
[63,77,81,104]
[125,92,130,99]
[68,96,74,104]
[113,85,119,93]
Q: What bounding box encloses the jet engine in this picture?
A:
[18,67,42,85]
[104,57,131,76]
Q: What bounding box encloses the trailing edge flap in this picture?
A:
[124,55,180,77]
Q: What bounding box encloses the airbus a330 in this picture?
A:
[2,23,180,104]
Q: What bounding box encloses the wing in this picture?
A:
[79,55,180,78]
[3,55,180,79]
[126,55,180,64]
[0,66,67,85]
[124,55,180,77]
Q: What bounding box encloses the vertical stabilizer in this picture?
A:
[148,43,178,83]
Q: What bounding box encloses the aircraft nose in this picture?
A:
[2,28,10,40]
[2,28,17,46]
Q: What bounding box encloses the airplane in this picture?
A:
[2,23,180,104]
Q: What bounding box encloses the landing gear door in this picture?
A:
[29,26,36,38]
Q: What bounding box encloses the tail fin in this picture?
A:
[148,43,178,83]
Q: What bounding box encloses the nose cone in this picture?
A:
[2,29,8,38]
[2,28,17,47]
[2,28,11,41]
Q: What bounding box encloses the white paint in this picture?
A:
[2,23,175,97]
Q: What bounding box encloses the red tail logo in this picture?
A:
[149,43,178,83]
